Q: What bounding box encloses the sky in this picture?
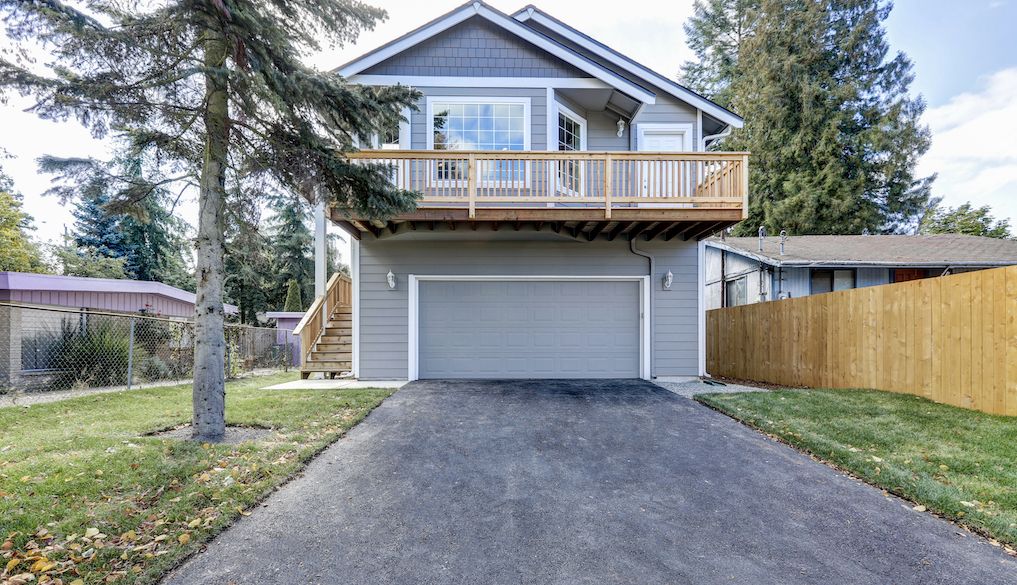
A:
[2,0,1016,250]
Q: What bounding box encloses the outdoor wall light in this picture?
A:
[662,270,674,289]
[616,117,626,138]
[386,270,397,290]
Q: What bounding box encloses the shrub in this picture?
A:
[53,320,146,389]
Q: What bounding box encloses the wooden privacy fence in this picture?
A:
[706,265,1017,415]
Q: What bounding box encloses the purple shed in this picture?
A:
[265,311,304,366]
[0,272,238,317]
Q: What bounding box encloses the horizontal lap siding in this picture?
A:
[358,237,699,379]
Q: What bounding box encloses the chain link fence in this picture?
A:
[0,303,296,395]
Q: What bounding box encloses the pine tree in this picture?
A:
[679,0,757,106]
[919,201,1012,239]
[224,190,271,325]
[71,192,126,260]
[268,193,315,309]
[3,1,418,439]
[283,279,303,312]
[680,0,933,235]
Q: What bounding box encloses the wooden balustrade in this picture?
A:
[347,150,748,218]
[292,272,352,366]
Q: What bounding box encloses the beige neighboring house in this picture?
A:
[704,234,1017,309]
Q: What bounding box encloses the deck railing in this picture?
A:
[292,272,351,366]
[348,150,748,218]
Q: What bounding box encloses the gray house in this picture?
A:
[295,1,748,381]
[705,234,1017,309]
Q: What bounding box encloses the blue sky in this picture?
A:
[886,0,1016,106]
[3,0,1016,245]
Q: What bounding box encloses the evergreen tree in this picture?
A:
[44,154,196,289]
[3,0,418,438]
[53,244,128,278]
[71,191,126,260]
[267,193,315,308]
[283,279,303,312]
[224,190,271,325]
[680,0,933,235]
[919,201,1012,239]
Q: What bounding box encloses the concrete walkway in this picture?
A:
[164,379,1016,585]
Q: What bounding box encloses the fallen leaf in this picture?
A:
[177,533,190,545]
[187,519,201,529]
[6,557,21,573]
[913,505,926,512]
[70,580,85,585]
[84,528,100,539]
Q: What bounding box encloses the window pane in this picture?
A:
[833,270,855,291]
[432,101,525,153]
[811,270,833,294]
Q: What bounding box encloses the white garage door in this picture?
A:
[418,280,641,379]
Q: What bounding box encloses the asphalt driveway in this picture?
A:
[164,380,1017,584]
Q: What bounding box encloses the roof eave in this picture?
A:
[335,1,657,105]
[513,6,743,128]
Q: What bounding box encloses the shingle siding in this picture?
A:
[363,17,589,78]
[357,236,700,380]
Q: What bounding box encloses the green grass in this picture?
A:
[698,388,1017,549]
[0,372,394,584]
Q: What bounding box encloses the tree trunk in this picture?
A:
[192,28,230,441]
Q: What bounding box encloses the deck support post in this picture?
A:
[314,200,328,294]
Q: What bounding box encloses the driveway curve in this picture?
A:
[164,379,1016,585]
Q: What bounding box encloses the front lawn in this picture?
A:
[699,388,1017,551]
[0,372,394,585]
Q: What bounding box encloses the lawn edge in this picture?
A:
[694,393,1017,555]
[149,386,398,585]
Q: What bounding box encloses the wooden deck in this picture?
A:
[330,150,749,241]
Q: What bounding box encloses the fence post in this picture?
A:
[126,317,136,390]
[225,327,232,380]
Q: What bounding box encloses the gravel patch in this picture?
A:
[148,425,273,444]
[655,378,769,398]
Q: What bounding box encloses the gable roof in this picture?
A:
[335,1,656,104]
[513,4,743,128]
[706,235,1017,268]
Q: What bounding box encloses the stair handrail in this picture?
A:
[292,272,350,367]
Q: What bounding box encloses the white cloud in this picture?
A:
[919,67,1017,225]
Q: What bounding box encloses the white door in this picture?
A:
[638,125,693,198]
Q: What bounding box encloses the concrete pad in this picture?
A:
[260,379,407,391]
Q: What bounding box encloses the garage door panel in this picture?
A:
[418,280,640,379]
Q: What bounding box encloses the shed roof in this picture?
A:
[706,234,1017,268]
[0,272,239,314]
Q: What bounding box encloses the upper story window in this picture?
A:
[430,99,528,151]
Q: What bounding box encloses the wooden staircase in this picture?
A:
[293,273,353,379]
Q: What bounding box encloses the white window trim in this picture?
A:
[698,240,707,377]
[407,275,651,382]
[551,100,588,197]
[636,122,694,152]
[425,96,532,188]
[371,106,412,150]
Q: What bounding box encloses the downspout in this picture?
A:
[702,126,732,150]
[629,239,654,378]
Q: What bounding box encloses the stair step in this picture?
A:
[324,327,352,336]
[311,350,352,360]
[315,343,352,352]
[301,362,352,371]
[319,335,352,344]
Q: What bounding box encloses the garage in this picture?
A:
[414,278,644,379]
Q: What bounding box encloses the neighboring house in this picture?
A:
[705,234,1017,309]
[296,1,748,381]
